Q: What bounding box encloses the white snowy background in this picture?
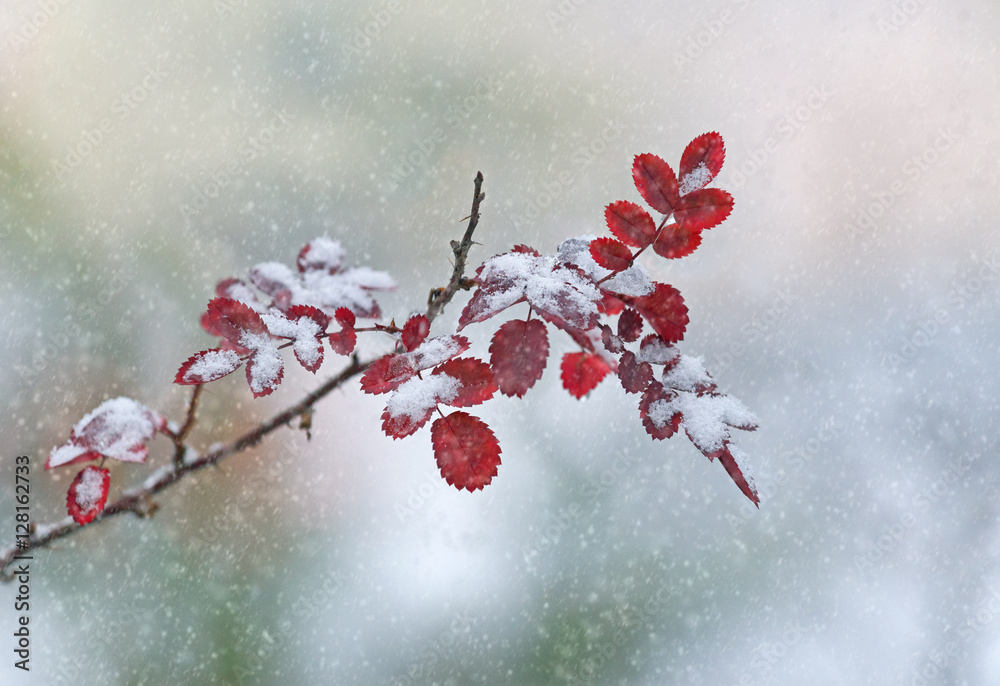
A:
[2,0,999,684]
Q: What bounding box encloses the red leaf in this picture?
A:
[600,323,624,354]
[205,298,269,347]
[678,132,726,194]
[673,189,733,232]
[175,348,243,385]
[360,354,417,394]
[489,319,549,398]
[265,305,330,373]
[560,352,612,399]
[639,380,681,440]
[380,400,436,439]
[245,349,284,398]
[66,466,110,526]
[617,308,643,342]
[46,397,166,469]
[335,307,356,329]
[433,357,498,407]
[589,237,633,272]
[327,328,357,356]
[604,201,657,249]
[431,412,501,491]
[709,444,759,506]
[402,315,431,352]
[632,153,680,215]
[619,283,689,344]
[652,223,703,260]
[617,350,653,394]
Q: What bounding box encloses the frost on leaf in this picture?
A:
[175,348,243,385]
[382,374,460,438]
[360,334,471,395]
[678,132,726,194]
[619,283,689,343]
[432,358,498,407]
[489,319,549,397]
[47,397,166,469]
[605,201,657,249]
[673,188,734,232]
[633,153,680,216]
[459,249,601,331]
[210,237,394,322]
[431,411,501,491]
[241,332,284,398]
[560,351,612,399]
[67,466,110,526]
[262,305,330,373]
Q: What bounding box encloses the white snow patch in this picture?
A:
[604,264,654,297]
[48,397,164,467]
[638,338,678,365]
[299,237,346,272]
[73,467,107,511]
[679,162,712,195]
[662,354,713,391]
[184,349,241,382]
[385,375,460,422]
[240,331,284,394]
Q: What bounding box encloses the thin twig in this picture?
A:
[425,172,484,324]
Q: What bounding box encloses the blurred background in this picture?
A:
[2,0,1000,683]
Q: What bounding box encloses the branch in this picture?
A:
[425,171,484,324]
[0,356,371,580]
[0,172,488,582]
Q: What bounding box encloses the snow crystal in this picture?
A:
[385,374,460,421]
[411,336,466,371]
[662,354,713,391]
[184,349,241,382]
[672,391,758,453]
[250,261,298,296]
[556,235,608,281]
[477,251,601,329]
[604,264,654,297]
[647,398,677,430]
[74,467,106,510]
[262,311,323,368]
[219,279,267,312]
[240,331,284,394]
[679,162,712,195]
[48,397,164,468]
[299,237,345,272]
[638,338,678,365]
